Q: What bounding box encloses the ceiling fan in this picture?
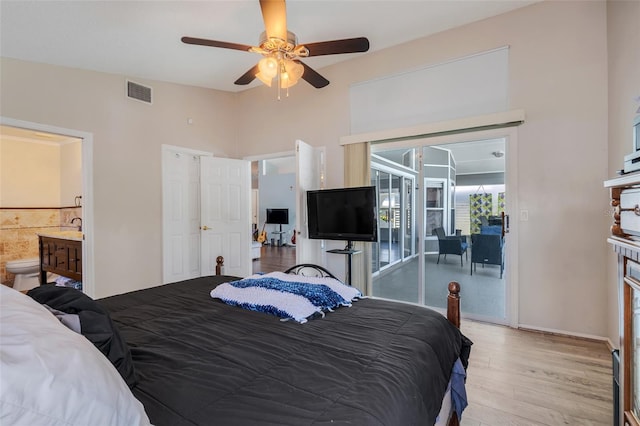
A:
[181,0,369,96]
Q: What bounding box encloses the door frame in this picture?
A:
[1,116,95,298]
[370,125,519,327]
[244,145,327,269]
[243,149,296,242]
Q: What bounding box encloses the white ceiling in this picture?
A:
[445,138,505,175]
[0,0,537,93]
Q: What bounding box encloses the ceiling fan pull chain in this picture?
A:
[277,64,281,101]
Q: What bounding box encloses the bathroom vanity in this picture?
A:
[38,232,83,285]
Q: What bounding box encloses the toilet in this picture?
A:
[6,258,41,292]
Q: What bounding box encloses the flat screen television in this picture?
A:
[306,186,377,243]
[266,208,289,225]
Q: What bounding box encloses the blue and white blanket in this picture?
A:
[210,272,362,323]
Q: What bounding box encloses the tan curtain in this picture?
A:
[343,142,372,295]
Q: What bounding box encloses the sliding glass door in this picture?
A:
[370,164,415,275]
[371,137,508,324]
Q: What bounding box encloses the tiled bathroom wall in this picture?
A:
[0,207,82,285]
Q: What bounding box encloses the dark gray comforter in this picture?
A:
[98,275,471,426]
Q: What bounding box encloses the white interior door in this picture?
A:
[200,156,252,278]
[162,148,202,284]
[295,140,325,265]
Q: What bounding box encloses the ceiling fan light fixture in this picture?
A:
[255,71,273,87]
[279,59,304,89]
[258,56,278,79]
[182,1,369,96]
[280,73,293,89]
[284,60,304,83]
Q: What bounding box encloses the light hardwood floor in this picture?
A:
[253,245,613,425]
[252,244,297,274]
[460,321,612,425]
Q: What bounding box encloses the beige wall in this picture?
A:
[1,137,83,208]
[606,0,640,347]
[0,59,239,297]
[0,137,81,208]
[0,0,631,339]
[236,1,611,338]
[1,139,61,207]
[60,140,82,207]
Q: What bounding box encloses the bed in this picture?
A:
[0,263,471,426]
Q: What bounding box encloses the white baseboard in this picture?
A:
[518,323,612,348]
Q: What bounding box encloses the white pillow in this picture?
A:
[0,285,151,426]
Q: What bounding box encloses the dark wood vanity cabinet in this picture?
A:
[39,236,82,284]
[606,175,640,426]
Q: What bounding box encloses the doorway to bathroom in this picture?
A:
[0,119,94,296]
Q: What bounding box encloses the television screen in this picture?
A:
[307,186,377,242]
[266,208,289,224]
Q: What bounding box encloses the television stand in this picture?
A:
[327,241,362,286]
[271,224,286,246]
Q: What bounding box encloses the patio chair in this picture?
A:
[434,227,468,267]
[470,233,505,278]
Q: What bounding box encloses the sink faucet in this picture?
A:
[71,217,82,232]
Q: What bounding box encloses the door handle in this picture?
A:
[620,204,640,216]
[500,212,509,235]
[201,225,210,231]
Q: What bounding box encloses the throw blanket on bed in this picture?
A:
[210,272,361,323]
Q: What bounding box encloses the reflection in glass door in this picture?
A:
[403,179,414,258]
[371,173,379,272]
[378,171,391,268]
[371,166,415,275]
[390,174,401,265]
[425,180,445,236]
[424,179,446,254]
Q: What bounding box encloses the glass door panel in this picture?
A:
[389,175,401,264]
[425,179,446,254]
[371,171,380,274]
[378,171,391,268]
[450,180,456,234]
[372,137,508,325]
[403,178,414,259]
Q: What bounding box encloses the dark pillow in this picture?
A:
[27,285,137,388]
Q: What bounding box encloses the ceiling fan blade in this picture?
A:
[259,0,287,41]
[299,61,330,88]
[303,37,370,57]
[234,64,260,85]
[182,36,253,52]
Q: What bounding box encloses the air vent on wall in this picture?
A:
[126,80,152,104]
